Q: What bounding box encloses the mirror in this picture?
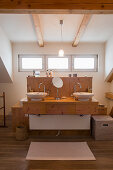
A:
[52,77,63,100]
[52,77,63,88]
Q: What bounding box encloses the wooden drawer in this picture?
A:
[76,103,98,115]
[46,103,76,114]
[23,102,46,114]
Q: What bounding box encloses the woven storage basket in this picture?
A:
[16,126,28,141]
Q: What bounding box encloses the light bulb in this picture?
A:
[58,49,64,57]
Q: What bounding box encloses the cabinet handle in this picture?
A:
[102,124,108,126]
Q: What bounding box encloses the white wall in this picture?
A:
[0,26,13,81]
[0,42,109,115]
[105,36,113,112]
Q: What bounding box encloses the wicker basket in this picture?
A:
[16,126,28,141]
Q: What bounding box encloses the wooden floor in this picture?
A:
[0,116,113,170]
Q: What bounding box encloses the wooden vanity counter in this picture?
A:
[22,97,99,115]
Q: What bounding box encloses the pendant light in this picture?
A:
[58,20,64,57]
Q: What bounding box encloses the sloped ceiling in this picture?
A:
[0,57,12,83]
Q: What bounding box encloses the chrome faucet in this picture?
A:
[74,82,82,92]
[39,83,46,93]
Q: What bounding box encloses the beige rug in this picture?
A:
[26,142,96,160]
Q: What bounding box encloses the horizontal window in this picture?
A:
[72,55,98,72]
[18,55,44,71]
[18,54,98,72]
[47,57,70,71]
[22,58,42,69]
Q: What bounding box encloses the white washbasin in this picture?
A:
[20,97,43,106]
[26,92,48,99]
[73,92,94,101]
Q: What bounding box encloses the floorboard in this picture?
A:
[0,116,113,170]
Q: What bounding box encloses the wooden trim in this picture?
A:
[72,14,92,47]
[105,68,113,83]
[105,92,113,100]
[32,14,44,47]
[1,1,113,14]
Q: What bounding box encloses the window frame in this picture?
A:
[18,54,45,72]
[72,54,98,72]
[46,55,72,72]
[18,54,98,72]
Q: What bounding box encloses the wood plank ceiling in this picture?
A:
[0,0,113,14]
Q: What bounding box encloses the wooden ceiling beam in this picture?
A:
[32,14,44,47]
[72,14,92,47]
[0,0,113,14]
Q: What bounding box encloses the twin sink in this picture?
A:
[26,92,94,101]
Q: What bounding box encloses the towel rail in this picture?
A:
[0,92,6,127]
